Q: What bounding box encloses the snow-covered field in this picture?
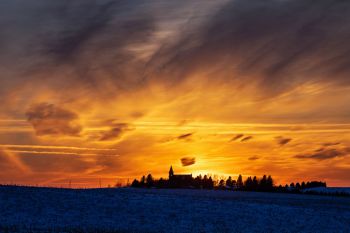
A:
[303,187,350,195]
[0,186,350,233]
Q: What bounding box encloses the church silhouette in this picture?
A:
[168,166,193,188]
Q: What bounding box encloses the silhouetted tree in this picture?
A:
[208,177,214,189]
[203,175,208,189]
[237,174,243,190]
[218,179,225,189]
[260,175,267,191]
[156,178,167,188]
[244,176,253,191]
[193,175,202,189]
[146,174,154,187]
[252,176,259,191]
[232,179,237,189]
[226,176,233,189]
[276,184,284,192]
[131,179,140,188]
[305,181,326,189]
[140,176,146,187]
[266,175,273,191]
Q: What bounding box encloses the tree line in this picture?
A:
[131,173,327,193]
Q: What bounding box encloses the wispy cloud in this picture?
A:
[275,136,292,146]
[241,136,253,142]
[322,142,341,147]
[295,147,350,160]
[98,123,131,141]
[230,134,244,142]
[177,133,194,140]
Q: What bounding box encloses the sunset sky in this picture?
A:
[1,0,350,187]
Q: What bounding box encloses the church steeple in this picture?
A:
[169,165,174,179]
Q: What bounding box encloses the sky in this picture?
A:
[1,0,350,187]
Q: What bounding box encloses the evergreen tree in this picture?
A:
[237,174,243,190]
[146,174,154,187]
[226,176,233,189]
[245,176,253,191]
[260,175,267,190]
[219,179,225,189]
[140,175,146,187]
[252,176,258,191]
[208,177,214,189]
[232,180,237,189]
[131,179,140,188]
[203,175,208,189]
[266,175,273,190]
[194,175,202,189]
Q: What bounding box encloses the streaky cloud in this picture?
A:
[275,136,292,146]
[177,133,194,140]
[241,136,253,142]
[295,147,350,160]
[230,134,244,142]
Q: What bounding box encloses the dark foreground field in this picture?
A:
[0,186,349,233]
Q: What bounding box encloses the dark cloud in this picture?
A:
[0,0,158,102]
[46,1,117,61]
[181,157,196,167]
[230,134,244,142]
[149,0,350,96]
[161,132,195,143]
[25,103,82,136]
[99,123,131,141]
[1,0,350,105]
[40,0,157,90]
[275,136,292,146]
[295,147,350,160]
[241,136,253,142]
[248,156,260,161]
[177,133,194,140]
